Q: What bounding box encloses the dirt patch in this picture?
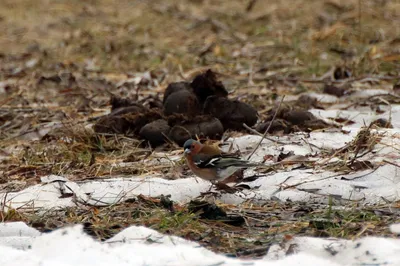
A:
[93,70,258,146]
[3,196,399,258]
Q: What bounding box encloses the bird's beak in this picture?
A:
[184,148,191,154]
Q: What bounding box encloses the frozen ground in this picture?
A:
[1,91,400,265]
[1,1,400,265]
[2,101,399,209]
[0,222,399,266]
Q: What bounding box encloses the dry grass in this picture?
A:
[2,197,399,257]
[1,0,399,183]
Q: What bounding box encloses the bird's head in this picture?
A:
[183,139,202,155]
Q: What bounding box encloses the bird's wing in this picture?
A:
[192,153,218,167]
[194,154,252,169]
[191,144,223,168]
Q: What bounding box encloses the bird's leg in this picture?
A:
[208,180,216,191]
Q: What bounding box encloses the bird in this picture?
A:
[183,138,259,184]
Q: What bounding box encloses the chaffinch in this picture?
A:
[183,139,259,183]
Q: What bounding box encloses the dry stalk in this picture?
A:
[247,95,285,160]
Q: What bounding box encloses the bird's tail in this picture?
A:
[218,158,261,168]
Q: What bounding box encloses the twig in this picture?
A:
[377,96,392,126]
[242,123,287,145]
[272,75,398,84]
[340,93,400,110]
[161,132,180,149]
[358,0,362,41]
[246,0,257,12]
[242,123,263,137]
[383,159,400,169]
[247,95,285,160]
